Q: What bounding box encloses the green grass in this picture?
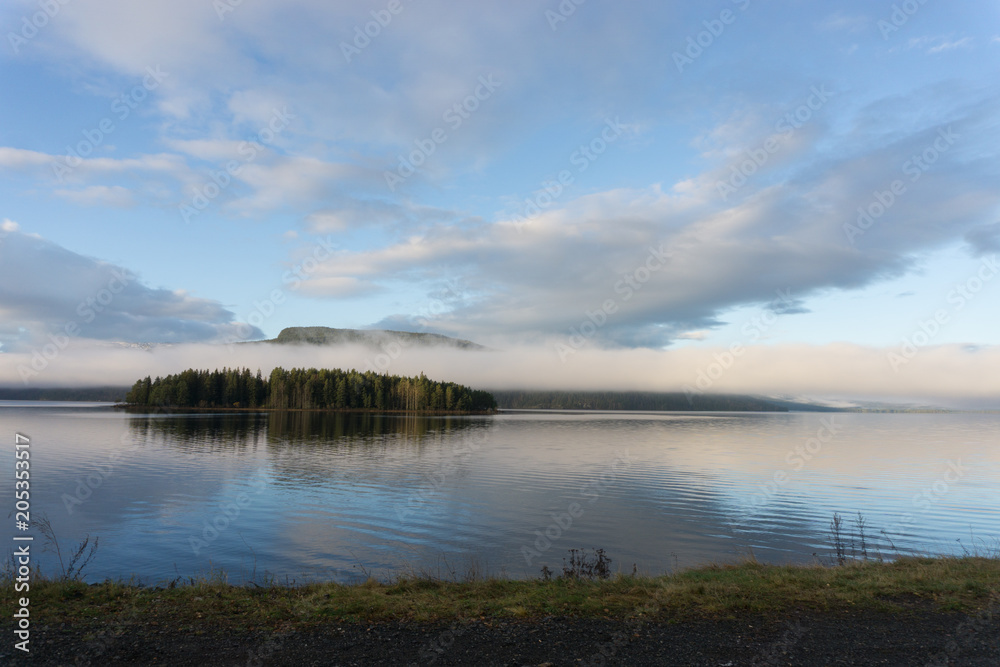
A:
[4,556,998,632]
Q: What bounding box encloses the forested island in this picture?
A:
[123,367,497,413]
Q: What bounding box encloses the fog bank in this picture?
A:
[2,338,998,409]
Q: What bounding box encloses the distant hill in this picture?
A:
[753,397,846,412]
[490,390,793,412]
[0,386,129,402]
[257,326,487,350]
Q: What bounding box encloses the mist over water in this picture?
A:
[4,339,1000,409]
[3,404,998,584]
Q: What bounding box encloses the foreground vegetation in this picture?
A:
[124,367,497,413]
[5,554,998,632]
[6,515,996,636]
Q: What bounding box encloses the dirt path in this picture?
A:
[7,608,998,666]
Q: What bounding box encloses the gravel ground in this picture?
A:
[6,609,999,666]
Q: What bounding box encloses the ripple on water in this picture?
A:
[1,408,998,581]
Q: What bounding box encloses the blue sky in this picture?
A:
[1,0,999,404]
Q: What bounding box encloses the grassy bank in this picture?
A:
[4,556,999,632]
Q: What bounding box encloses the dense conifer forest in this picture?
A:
[0,386,129,402]
[124,367,497,413]
[490,390,789,412]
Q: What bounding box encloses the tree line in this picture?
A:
[490,390,788,412]
[124,367,497,413]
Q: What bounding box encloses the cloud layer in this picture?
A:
[1,1,998,402]
[2,339,998,410]
[0,229,262,351]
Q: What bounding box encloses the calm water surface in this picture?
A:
[2,404,998,583]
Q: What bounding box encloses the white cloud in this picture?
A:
[54,185,134,208]
[0,146,188,182]
[1,219,19,233]
[965,222,1000,256]
[906,35,936,49]
[297,276,380,299]
[224,156,374,215]
[163,139,246,162]
[819,13,868,34]
[2,0,997,373]
[927,37,974,54]
[0,229,264,351]
[0,147,52,169]
[906,35,975,54]
[290,108,999,347]
[304,199,456,233]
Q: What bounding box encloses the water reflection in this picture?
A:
[127,411,496,491]
[266,411,479,443]
[128,411,482,447]
[130,412,268,455]
[0,406,996,584]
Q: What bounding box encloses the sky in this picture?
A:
[0,0,998,406]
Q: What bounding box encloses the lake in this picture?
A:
[2,404,998,584]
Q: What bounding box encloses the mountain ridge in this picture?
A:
[256,326,487,350]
